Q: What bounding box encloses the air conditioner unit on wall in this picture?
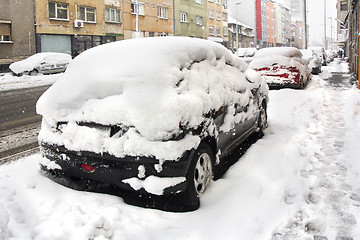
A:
[74,20,84,28]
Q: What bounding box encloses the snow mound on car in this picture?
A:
[253,47,303,58]
[37,37,267,159]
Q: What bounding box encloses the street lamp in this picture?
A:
[235,2,241,50]
[328,17,333,50]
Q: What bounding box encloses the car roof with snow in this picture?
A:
[253,47,303,59]
[37,37,267,141]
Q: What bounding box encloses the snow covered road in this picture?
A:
[0,60,359,240]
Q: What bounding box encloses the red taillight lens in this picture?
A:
[81,164,95,172]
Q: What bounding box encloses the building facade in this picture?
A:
[173,0,207,39]
[123,0,174,39]
[266,0,275,47]
[35,0,123,56]
[0,0,36,70]
[228,16,255,52]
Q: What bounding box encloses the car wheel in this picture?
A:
[256,102,267,137]
[29,69,39,76]
[183,143,214,209]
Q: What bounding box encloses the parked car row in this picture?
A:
[35,38,330,211]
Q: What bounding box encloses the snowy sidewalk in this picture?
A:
[273,59,360,240]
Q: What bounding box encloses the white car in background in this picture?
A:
[235,48,258,64]
[300,49,322,75]
[10,52,72,76]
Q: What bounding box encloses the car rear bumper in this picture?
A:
[40,142,193,195]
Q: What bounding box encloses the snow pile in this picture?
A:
[0,73,59,91]
[9,52,71,74]
[253,47,302,58]
[37,37,267,161]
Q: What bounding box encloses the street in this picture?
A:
[0,84,50,163]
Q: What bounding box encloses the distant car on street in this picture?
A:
[300,49,322,75]
[235,48,258,64]
[9,52,71,76]
[37,37,269,210]
[249,47,311,89]
[325,49,336,63]
[309,47,328,66]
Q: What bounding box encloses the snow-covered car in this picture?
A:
[300,49,322,75]
[37,37,268,210]
[309,47,328,66]
[249,47,311,89]
[9,52,72,76]
[325,49,336,63]
[235,48,258,64]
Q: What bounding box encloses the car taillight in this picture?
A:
[81,164,95,172]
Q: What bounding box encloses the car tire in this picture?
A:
[183,142,214,209]
[29,69,39,76]
[256,101,267,137]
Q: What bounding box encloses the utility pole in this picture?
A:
[304,0,307,49]
[324,0,327,48]
[135,0,140,38]
[329,17,333,49]
[235,2,241,50]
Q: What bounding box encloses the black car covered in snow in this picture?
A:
[37,37,268,210]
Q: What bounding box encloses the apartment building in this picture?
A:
[266,0,275,47]
[122,0,173,39]
[173,0,207,39]
[34,0,124,56]
[0,0,36,70]
[207,0,224,44]
[228,16,255,52]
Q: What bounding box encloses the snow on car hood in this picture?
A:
[9,52,71,74]
[37,37,267,160]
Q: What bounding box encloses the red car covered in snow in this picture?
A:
[249,47,311,89]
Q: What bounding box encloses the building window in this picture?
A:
[196,16,203,25]
[195,0,202,4]
[216,0,221,5]
[223,27,228,36]
[223,0,227,8]
[48,2,69,20]
[340,2,347,11]
[105,8,121,23]
[209,9,214,19]
[158,7,168,19]
[180,12,188,23]
[79,6,96,22]
[209,25,214,35]
[0,21,12,43]
[223,12,227,22]
[131,2,145,15]
[216,27,221,36]
[149,32,154,37]
[216,11,221,20]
